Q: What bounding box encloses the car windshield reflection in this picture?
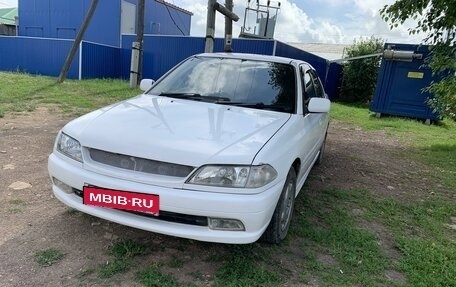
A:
[149,57,297,113]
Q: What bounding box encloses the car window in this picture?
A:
[149,57,297,113]
[310,70,324,98]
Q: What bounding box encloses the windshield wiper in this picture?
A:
[217,102,291,112]
[159,93,202,99]
[160,93,232,103]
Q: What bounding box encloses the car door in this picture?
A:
[294,65,327,186]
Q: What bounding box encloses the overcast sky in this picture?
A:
[0,0,424,44]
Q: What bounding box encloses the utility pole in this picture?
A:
[205,0,239,53]
[205,0,216,53]
[224,0,233,52]
[130,0,145,88]
[58,0,99,83]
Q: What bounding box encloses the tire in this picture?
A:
[261,167,296,244]
[315,132,327,166]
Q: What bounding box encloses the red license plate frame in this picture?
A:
[83,186,159,215]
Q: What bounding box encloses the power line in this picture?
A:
[162,2,185,35]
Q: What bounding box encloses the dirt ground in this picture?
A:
[0,107,448,286]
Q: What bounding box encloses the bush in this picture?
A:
[339,37,384,103]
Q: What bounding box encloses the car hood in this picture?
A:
[63,94,291,167]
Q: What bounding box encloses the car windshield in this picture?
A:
[148,56,297,113]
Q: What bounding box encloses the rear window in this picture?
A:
[149,57,297,113]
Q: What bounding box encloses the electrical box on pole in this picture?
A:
[240,0,280,39]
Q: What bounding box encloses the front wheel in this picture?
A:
[261,167,296,244]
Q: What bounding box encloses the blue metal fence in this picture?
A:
[81,41,121,79]
[274,41,342,100]
[120,35,275,80]
[0,35,342,100]
[0,36,79,78]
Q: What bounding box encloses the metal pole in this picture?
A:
[205,0,216,53]
[224,0,233,52]
[130,0,145,88]
[58,0,99,83]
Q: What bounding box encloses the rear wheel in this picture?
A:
[262,167,296,244]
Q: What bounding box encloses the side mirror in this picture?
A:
[140,79,155,91]
[308,98,331,113]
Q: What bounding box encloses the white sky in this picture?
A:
[0,0,425,44]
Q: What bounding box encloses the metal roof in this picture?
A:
[287,42,349,61]
[0,7,17,25]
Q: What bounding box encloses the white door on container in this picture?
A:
[121,0,136,34]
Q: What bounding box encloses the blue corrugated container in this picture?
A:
[371,43,440,121]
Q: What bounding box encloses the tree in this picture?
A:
[339,37,384,103]
[381,0,456,120]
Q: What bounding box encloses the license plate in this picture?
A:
[83,186,159,215]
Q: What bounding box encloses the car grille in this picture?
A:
[73,188,208,227]
[88,148,194,178]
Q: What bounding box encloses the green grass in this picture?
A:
[137,264,180,287]
[290,188,390,286]
[331,102,456,189]
[98,239,145,278]
[290,187,456,286]
[35,248,64,267]
[0,71,139,117]
[214,245,280,287]
[167,257,184,268]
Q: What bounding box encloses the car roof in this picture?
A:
[195,53,301,65]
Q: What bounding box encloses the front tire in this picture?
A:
[261,167,296,244]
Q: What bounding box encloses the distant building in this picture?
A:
[0,7,18,36]
[18,0,192,47]
[287,42,348,61]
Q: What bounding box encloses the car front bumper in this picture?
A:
[48,153,284,244]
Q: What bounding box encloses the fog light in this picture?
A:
[208,218,245,231]
[52,177,73,194]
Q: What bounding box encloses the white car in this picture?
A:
[48,53,330,244]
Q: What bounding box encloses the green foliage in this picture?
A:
[339,37,384,103]
[380,0,456,120]
[35,248,64,267]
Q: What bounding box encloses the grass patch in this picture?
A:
[0,72,139,117]
[110,239,145,258]
[9,199,26,205]
[35,248,64,267]
[214,245,280,287]
[167,257,184,268]
[137,264,180,287]
[291,187,456,286]
[291,188,389,286]
[98,259,130,278]
[98,239,145,278]
[330,102,456,189]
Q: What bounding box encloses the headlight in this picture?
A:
[57,132,83,162]
[187,164,277,188]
